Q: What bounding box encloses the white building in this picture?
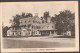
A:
[39,22,57,36]
[19,14,42,36]
[66,30,71,36]
[7,28,21,36]
[7,13,57,36]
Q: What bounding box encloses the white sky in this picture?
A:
[1,2,76,27]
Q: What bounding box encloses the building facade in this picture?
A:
[7,14,57,36]
[7,28,21,36]
[19,14,42,36]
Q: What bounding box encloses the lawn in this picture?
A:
[3,37,75,48]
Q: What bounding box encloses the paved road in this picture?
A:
[3,37,75,48]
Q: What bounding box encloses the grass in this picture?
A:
[50,36,75,38]
[3,37,75,48]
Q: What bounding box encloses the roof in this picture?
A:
[19,16,41,22]
[19,16,42,26]
[21,28,31,31]
[39,22,57,31]
[39,28,57,31]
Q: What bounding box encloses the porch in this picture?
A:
[40,30,57,36]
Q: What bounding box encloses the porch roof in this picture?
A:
[39,29,57,31]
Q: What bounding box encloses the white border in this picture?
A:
[0,1,79,52]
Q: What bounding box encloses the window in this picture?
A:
[39,32,40,34]
[29,20,31,22]
[52,26,54,28]
[36,31,37,34]
[47,26,49,28]
[25,21,26,23]
[29,32,30,34]
[20,32,21,35]
[20,21,22,23]
[23,30,25,32]
[34,31,35,34]
[39,22,41,24]
[33,20,35,23]
[9,32,10,35]
[12,32,14,35]
[16,32,17,34]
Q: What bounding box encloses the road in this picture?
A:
[3,37,75,48]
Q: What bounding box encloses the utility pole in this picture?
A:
[2,22,4,28]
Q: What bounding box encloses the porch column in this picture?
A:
[54,31,56,35]
[50,31,51,36]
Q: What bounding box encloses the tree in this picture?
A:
[51,16,55,22]
[41,16,44,23]
[2,26,9,37]
[52,10,75,36]
[10,14,21,28]
[43,11,50,23]
[21,12,33,18]
[26,13,33,17]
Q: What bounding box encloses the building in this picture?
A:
[39,22,57,36]
[7,13,57,36]
[21,28,31,36]
[19,14,42,36]
[66,30,71,36]
[62,30,71,36]
[7,27,21,36]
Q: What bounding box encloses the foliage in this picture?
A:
[2,26,9,37]
[41,16,45,23]
[43,11,50,23]
[51,10,75,35]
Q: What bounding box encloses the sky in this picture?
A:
[1,2,76,27]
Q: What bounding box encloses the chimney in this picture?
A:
[35,13,38,17]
